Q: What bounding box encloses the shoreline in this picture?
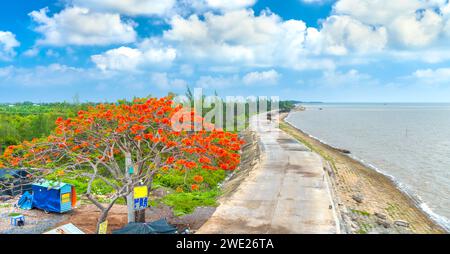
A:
[280,112,446,234]
[284,114,450,231]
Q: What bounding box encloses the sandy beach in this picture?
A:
[280,112,446,234]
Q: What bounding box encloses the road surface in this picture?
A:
[197,113,339,234]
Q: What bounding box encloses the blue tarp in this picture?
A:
[17,191,33,210]
[31,185,61,213]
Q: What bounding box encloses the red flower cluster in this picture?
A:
[193,175,204,183]
[1,96,244,188]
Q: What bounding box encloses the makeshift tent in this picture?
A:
[112,219,177,234]
[32,180,76,213]
[17,191,33,210]
[0,169,32,196]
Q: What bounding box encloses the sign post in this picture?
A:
[125,153,135,223]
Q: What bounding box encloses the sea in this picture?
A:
[286,103,450,231]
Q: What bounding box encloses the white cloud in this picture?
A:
[176,0,256,14]
[29,7,137,46]
[333,0,421,25]
[179,64,194,76]
[242,69,280,85]
[204,0,256,11]
[91,47,142,71]
[164,9,314,69]
[0,64,157,91]
[91,39,176,71]
[332,0,450,49]
[23,47,40,57]
[411,67,450,85]
[151,72,188,89]
[312,15,388,55]
[194,69,280,88]
[71,0,176,16]
[389,48,450,64]
[70,0,255,17]
[0,31,20,60]
[0,64,96,87]
[311,69,376,87]
[301,0,330,4]
[390,9,443,48]
[195,75,240,88]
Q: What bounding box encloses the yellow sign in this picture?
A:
[98,220,108,234]
[61,193,70,204]
[133,186,148,199]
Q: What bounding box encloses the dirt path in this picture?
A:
[197,113,339,234]
[59,203,215,234]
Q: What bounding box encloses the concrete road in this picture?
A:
[197,113,339,234]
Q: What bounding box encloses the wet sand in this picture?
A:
[280,113,445,234]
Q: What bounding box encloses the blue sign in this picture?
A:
[133,197,148,210]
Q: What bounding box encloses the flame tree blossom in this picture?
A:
[1,96,243,232]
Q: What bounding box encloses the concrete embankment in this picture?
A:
[280,114,446,234]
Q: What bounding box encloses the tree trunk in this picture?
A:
[135,210,146,223]
[96,209,109,234]
[125,153,135,223]
[94,201,115,233]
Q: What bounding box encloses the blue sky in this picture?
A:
[1,0,450,103]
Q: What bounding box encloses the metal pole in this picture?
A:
[125,153,135,223]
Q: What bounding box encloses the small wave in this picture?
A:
[420,203,450,231]
[285,113,450,232]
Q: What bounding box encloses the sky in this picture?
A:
[1,0,450,103]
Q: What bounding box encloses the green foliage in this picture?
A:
[91,179,115,195]
[0,203,12,208]
[0,102,88,153]
[162,189,220,216]
[1,95,275,216]
[153,166,226,189]
[351,209,371,217]
[279,100,296,112]
[154,170,186,189]
[189,168,226,187]
[45,172,115,196]
[8,212,22,217]
[152,166,227,216]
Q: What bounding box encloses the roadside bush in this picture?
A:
[162,189,220,216]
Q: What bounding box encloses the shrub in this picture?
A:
[162,189,220,216]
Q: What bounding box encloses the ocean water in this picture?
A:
[286,103,450,231]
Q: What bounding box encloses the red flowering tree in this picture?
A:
[1,96,243,233]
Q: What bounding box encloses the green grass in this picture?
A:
[351,209,371,217]
[355,228,368,234]
[162,189,220,216]
[8,212,22,217]
[45,173,115,195]
[153,168,227,191]
[42,166,229,216]
[356,222,373,234]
